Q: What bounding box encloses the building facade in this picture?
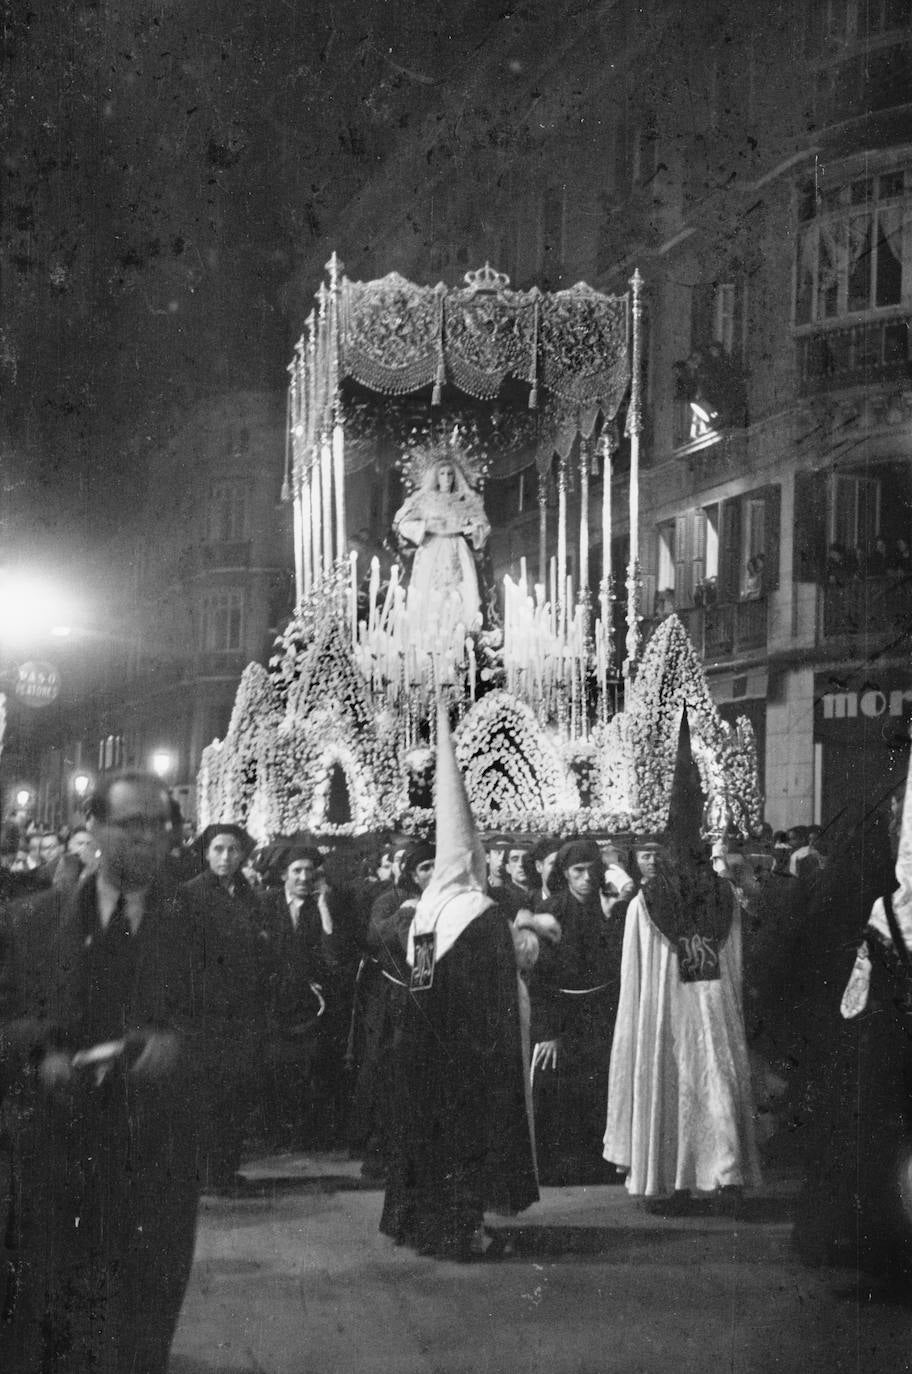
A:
[283,0,912,837]
[34,390,293,825]
[31,0,912,839]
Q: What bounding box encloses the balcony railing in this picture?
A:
[796,316,911,395]
[644,598,768,660]
[821,575,912,639]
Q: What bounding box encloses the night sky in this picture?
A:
[1,0,506,563]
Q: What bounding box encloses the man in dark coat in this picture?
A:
[348,842,436,1176]
[380,708,537,1260]
[498,837,536,919]
[255,842,346,1148]
[527,837,631,1184]
[0,771,240,1374]
[182,822,260,1189]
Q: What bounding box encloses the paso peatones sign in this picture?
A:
[14,660,61,708]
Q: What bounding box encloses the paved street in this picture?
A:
[170,1154,912,1374]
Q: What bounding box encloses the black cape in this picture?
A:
[380,906,538,1257]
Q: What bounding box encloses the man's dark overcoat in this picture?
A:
[0,874,239,1373]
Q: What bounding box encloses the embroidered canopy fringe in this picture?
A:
[289,261,631,497]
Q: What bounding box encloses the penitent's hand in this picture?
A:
[38,1050,75,1095]
[130,1031,181,1081]
[532,1039,559,1072]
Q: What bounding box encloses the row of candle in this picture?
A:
[345,550,615,733]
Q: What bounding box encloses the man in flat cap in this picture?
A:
[255,842,345,1149]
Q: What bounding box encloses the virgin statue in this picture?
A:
[392,454,491,642]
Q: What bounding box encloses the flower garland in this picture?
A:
[196,738,225,831]
[623,614,762,836]
[216,663,282,824]
[455,690,573,816]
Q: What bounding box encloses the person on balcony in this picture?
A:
[743,553,765,600]
[888,537,912,582]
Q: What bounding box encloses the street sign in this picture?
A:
[14,659,61,708]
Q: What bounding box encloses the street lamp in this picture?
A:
[0,570,81,646]
[73,772,91,800]
[15,787,32,809]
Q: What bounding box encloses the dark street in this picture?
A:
[170,1154,912,1374]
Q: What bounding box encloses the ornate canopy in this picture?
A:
[287,256,632,495]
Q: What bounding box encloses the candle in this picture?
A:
[368,557,380,635]
[349,550,358,649]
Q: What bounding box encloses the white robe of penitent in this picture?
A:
[603,887,762,1198]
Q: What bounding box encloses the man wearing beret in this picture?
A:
[527,837,633,1184]
[255,843,345,1149]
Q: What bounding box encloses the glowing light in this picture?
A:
[15,788,32,809]
[73,773,91,798]
[0,571,82,645]
[150,750,176,779]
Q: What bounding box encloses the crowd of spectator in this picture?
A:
[0,772,907,1364]
[826,535,912,585]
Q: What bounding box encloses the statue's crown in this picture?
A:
[397,425,488,492]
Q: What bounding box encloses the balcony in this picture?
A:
[644,597,768,661]
[820,574,912,639]
[796,316,911,396]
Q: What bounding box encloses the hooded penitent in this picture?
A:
[407,703,496,967]
[637,706,732,968]
[842,761,912,1017]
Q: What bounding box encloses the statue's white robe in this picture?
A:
[603,889,762,1198]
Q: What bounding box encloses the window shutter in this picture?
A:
[690,282,715,351]
[675,512,697,606]
[692,509,708,591]
[718,498,742,602]
[794,470,827,581]
[640,526,658,617]
[764,485,781,590]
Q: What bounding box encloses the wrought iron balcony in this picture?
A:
[820,574,912,639]
[644,598,768,661]
[796,316,911,395]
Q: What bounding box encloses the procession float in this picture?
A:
[198,256,761,843]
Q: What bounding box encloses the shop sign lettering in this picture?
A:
[819,688,912,721]
[14,660,61,708]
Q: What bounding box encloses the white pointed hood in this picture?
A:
[407,701,495,967]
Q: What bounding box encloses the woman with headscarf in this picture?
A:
[526,837,631,1185]
[181,824,259,1190]
[392,453,490,642]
